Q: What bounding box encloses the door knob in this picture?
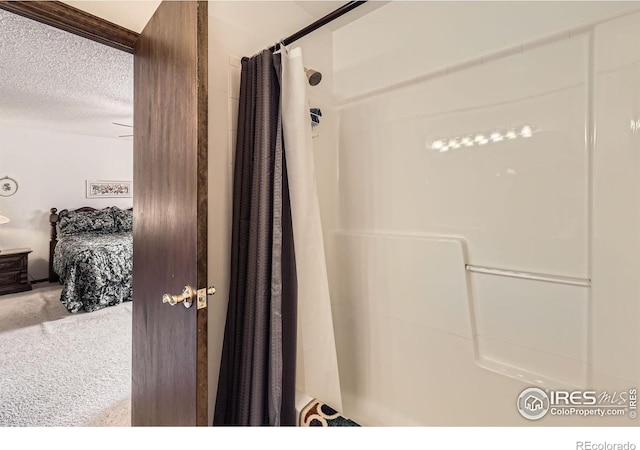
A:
[162,285,195,308]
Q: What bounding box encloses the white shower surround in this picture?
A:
[206,1,640,426]
[317,3,640,426]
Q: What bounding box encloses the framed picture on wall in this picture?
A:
[86,180,132,198]
[0,176,18,197]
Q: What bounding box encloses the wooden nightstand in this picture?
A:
[0,248,33,295]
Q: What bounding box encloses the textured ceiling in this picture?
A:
[0,1,382,141]
[0,9,133,140]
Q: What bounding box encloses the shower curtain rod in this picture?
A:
[269,1,368,53]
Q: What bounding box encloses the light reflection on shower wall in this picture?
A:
[314,1,640,426]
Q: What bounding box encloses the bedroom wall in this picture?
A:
[0,123,133,280]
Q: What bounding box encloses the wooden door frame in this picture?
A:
[0,1,138,52]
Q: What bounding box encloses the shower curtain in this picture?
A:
[214,46,342,426]
[280,47,342,413]
[214,49,298,426]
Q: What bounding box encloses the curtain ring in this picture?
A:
[279,39,288,54]
[273,40,285,55]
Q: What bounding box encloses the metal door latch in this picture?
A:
[163,285,215,309]
[197,286,216,310]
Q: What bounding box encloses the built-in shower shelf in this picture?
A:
[467,268,590,390]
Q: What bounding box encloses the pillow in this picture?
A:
[58,208,117,237]
[112,207,133,232]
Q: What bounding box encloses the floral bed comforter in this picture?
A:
[53,232,133,313]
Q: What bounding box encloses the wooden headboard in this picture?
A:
[48,206,132,283]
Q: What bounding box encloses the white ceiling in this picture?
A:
[0,1,380,140]
[208,1,386,50]
[61,1,161,33]
[0,9,133,139]
[294,1,388,31]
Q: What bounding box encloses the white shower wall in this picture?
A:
[592,11,640,391]
[315,2,640,426]
[207,1,640,426]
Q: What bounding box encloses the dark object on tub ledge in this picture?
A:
[299,399,361,427]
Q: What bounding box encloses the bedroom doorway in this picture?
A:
[0,5,135,425]
[0,0,209,427]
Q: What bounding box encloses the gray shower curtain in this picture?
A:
[213,49,298,426]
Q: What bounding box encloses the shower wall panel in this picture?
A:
[592,12,640,386]
[325,4,640,426]
[337,36,589,276]
[333,1,637,99]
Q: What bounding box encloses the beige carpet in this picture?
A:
[0,284,131,426]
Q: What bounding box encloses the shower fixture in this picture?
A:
[305,67,322,86]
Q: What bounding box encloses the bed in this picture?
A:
[49,206,133,313]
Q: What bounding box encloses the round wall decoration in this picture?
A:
[0,176,18,197]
